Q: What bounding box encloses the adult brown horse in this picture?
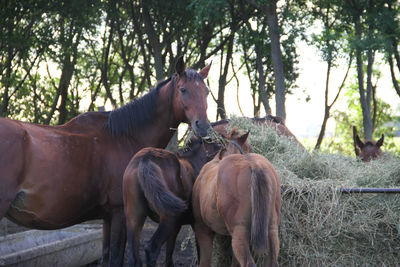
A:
[353,126,384,162]
[0,56,212,266]
[212,115,304,149]
[123,137,221,267]
[192,129,281,267]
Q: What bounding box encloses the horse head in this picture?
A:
[353,126,384,162]
[172,56,212,138]
[222,128,251,156]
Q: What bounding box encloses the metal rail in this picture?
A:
[338,188,400,194]
[281,186,400,194]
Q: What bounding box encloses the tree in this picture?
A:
[245,0,287,119]
[310,0,353,149]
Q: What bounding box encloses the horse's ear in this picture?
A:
[376,134,384,147]
[198,61,212,79]
[176,55,185,76]
[238,130,250,146]
[353,126,364,149]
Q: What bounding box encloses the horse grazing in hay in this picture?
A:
[0,56,212,266]
[353,126,384,162]
[212,115,304,149]
[123,137,221,267]
[192,129,281,267]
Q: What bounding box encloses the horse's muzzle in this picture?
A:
[192,119,212,138]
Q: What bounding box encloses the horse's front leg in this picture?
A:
[101,217,111,267]
[108,208,127,267]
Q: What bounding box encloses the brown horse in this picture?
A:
[353,126,384,162]
[192,129,281,267]
[212,115,304,149]
[0,56,212,266]
[123,137,221,267]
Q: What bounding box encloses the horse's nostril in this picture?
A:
[195,120,200,127]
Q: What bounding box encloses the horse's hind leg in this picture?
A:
[194,221,214,267]
[126,207,146,267]
[144,218,180,267]
[164,224,181,267]
[266,226,279,267]
[231,226,256,267]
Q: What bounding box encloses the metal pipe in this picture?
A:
[338,188,400,194]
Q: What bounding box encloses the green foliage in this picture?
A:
[331,81,400,154]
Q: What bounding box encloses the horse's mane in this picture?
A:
[105,77,172,137]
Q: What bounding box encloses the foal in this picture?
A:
[123,137,221,267]
[353,126,384,162]
[192,129,281,267]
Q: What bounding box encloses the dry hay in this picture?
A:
[209,116,400,266]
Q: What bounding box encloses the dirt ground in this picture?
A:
[0,218,196,267]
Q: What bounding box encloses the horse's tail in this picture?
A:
[138,158,187,216]
[250,167,269,254]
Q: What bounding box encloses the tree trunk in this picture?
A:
[217,33,234,120]
[364,48,374,139]
[315,54,352,150]
[255,45,270,115]
[141,0,164,81]
[354,17,373,140]
[315,60,332,150]
[265,0,286,119]
[1,17,13,117]
[388,52,400,97]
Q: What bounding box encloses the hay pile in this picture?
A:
[212,116,400,266]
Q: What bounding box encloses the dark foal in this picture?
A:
[353,126,384,162]
[192,129,281,267]
[123,137,221,267]
[0,56,212,266]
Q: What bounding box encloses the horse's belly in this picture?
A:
[6,189,97,230]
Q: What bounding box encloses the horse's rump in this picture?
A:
[137,156,187,216]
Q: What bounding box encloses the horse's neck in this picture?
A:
[186,155,207,179]
[134,85,179,148]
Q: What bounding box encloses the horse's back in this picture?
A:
[0,114,117,229]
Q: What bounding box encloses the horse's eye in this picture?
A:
[180,87,187,94]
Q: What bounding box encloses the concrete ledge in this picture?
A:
[0,224,102,267]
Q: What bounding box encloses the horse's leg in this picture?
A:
[108,208,127,267]
[144,218,179,267]
[230,255,240,267]
[190,224,200,264]
[126,207,146,267]
[230,225,256,267]
[194,221,214,267]
[267,226,280,267]
[163,224,182,267]
[101,217,111,267]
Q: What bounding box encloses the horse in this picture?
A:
[211,115,304,149]
[123,136,221,267]
[0,56,212,266]
[192,129,281,267]
[353,126,384,162]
